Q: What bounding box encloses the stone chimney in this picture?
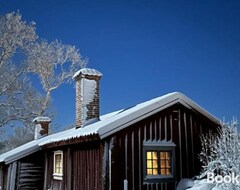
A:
[32,117,51,140]
[73,68,102,128]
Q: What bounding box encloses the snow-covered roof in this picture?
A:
[32,116,51,123]
[73,68,103,79]
[0,92,219,164]
[0,111,120,164]
[0,131,60,164]
[40,92,219,145]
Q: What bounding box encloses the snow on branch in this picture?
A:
[199,119,240,189]
[0,11,87,130]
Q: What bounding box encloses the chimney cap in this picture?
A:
[73,68,102,79]
[33,116,51,123]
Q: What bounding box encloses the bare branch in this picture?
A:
[0,11,86,151]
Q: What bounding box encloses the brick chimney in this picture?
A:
[32,117,51,140]
[73,68,102,128]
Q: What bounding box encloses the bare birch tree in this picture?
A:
[26,40,86,115]
[0,11,86,130]
[0,12,39,128]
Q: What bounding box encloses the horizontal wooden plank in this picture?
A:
[19,173,44,178]
[20,169,43,173]
[19,178,43,183]
[20,166,43,170]
[20,163,36,167]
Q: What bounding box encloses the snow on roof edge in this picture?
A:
[0,127,77,164]
[98,92,220,138]
[0,110,122,164]
[0,140,40,164]
[0,92,220,164]
[40,92,220,145]
[177,93,220,125]
[98,92,180,138]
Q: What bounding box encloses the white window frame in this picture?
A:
[53,150,63,180]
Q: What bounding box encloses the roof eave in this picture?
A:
[98,98,180,139]
[178,93,220,125]
[1,145,40,165]
[41,133,100,149]
[98,92,220,139]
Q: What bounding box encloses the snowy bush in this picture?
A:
[199,119,240,189]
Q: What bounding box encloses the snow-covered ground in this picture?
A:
[177,179,222,190]
[186,179,220,190]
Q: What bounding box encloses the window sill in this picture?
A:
[143,174,175,183]
[53,173,63,180]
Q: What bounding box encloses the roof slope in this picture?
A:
[0,128,74,164]
[0,92,219,164]
[39,92,219,145]
[98,92,219,138]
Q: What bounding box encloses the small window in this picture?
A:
[53,150,63,180]
[146,151,172,175]
[143,141,176,182]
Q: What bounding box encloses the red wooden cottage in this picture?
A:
[0,68,219,190]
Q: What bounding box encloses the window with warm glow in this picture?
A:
[146,151,158,175]
[143,141,176,182]
[160,151,171,175]
[53,150,63,180]
[146,151,172,176]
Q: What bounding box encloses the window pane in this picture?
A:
[56,161,60,166]
[166,160,171,168]
[160,169,166,174]
[152,160,158,168]
[147,160,152,168]
[152,152,158,159]
[56,154,61,161]
[160,160,166,167]
[166,168,171,175]
[147,152,152,159]
[153,169,158,175]
[160,152,166,159]
[166,152,171,159]
[147,169,152,175]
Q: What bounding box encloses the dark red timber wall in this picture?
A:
[105,104,218,190]
[0,151,44,190]
[43,103,218,190]
[44,139,104,190]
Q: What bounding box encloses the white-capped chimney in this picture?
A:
[33,117,51,140]
[73,68,102,128]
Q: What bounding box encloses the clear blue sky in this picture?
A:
[1,0,240,128]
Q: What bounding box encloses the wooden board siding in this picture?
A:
[72,142,103,190]
[16,162,44,189]
[0,152,44,190]
[45,142,103,190]
[16,152,44,190]
[0,165,3,190]
[0,165,8,190]
[106,104,218,190]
